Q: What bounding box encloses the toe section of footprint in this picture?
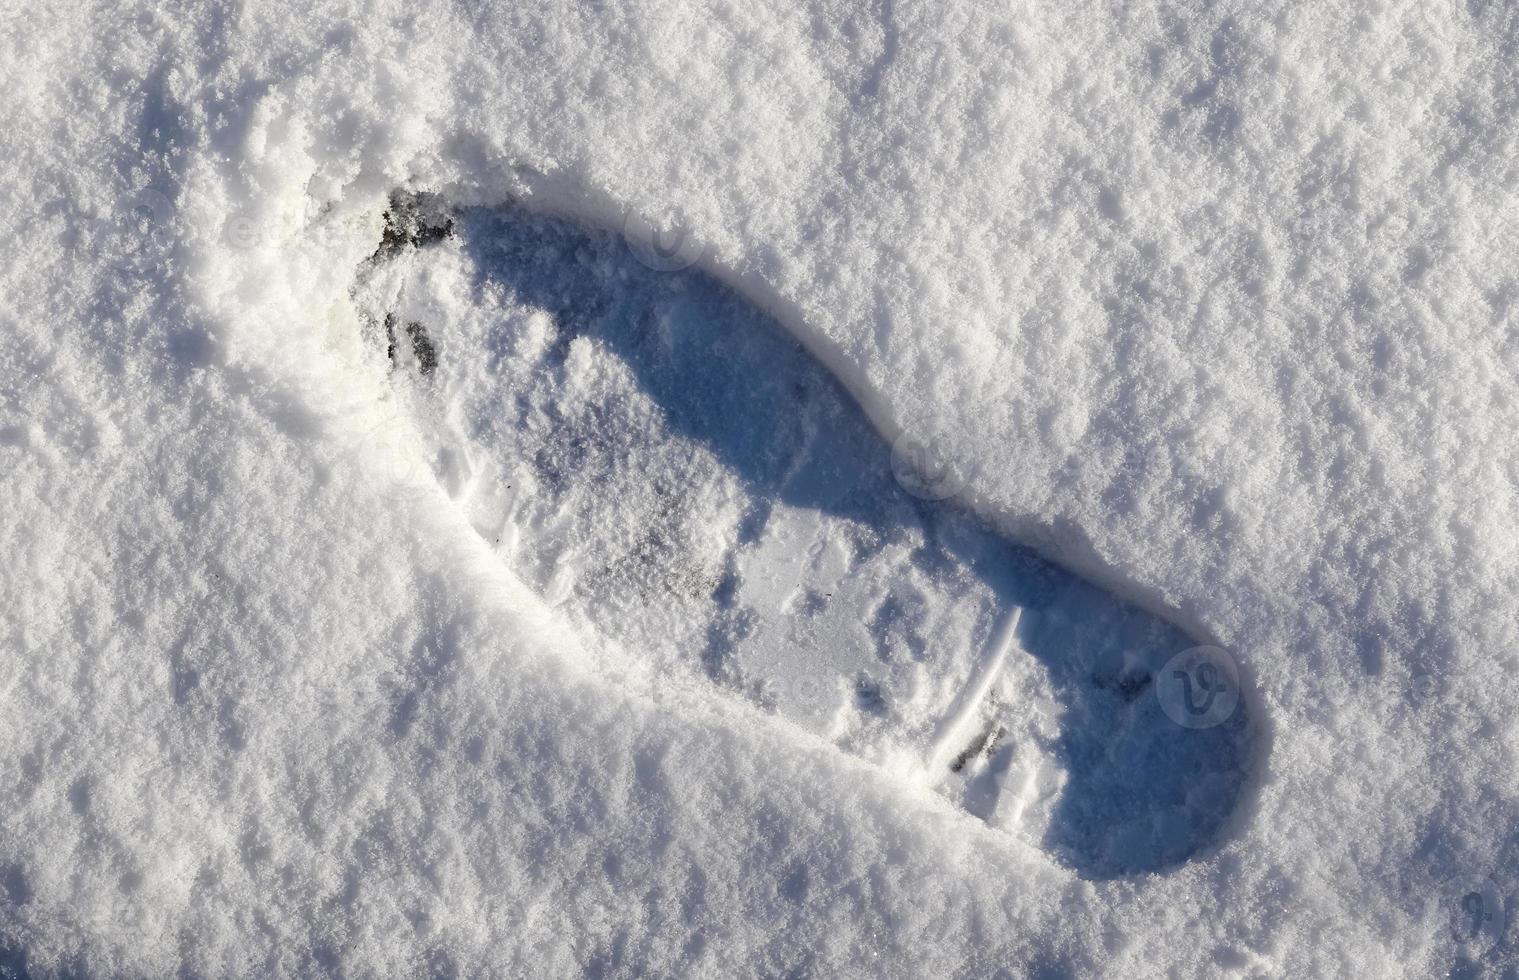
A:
[348,189,1256,879]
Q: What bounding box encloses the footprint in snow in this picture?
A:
[348,189,1257,879]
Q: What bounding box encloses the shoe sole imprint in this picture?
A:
[348,191,1256,879]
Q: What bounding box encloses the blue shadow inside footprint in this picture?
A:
[453,202,1252,879]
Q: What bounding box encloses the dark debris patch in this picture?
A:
[405,321,438,376]
[949,720,1005,774]
[1115,671,1152,702]
[381,313,439,377]
[366,191,449,376]
[372,189,455,261]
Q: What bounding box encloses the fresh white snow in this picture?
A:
[1,0,1517,976]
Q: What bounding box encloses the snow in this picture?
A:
[345,194,1253,882]
[2,0,1517,976]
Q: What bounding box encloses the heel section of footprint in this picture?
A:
[347,189,1255,879]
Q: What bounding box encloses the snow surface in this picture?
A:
[2,0,1518,976]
